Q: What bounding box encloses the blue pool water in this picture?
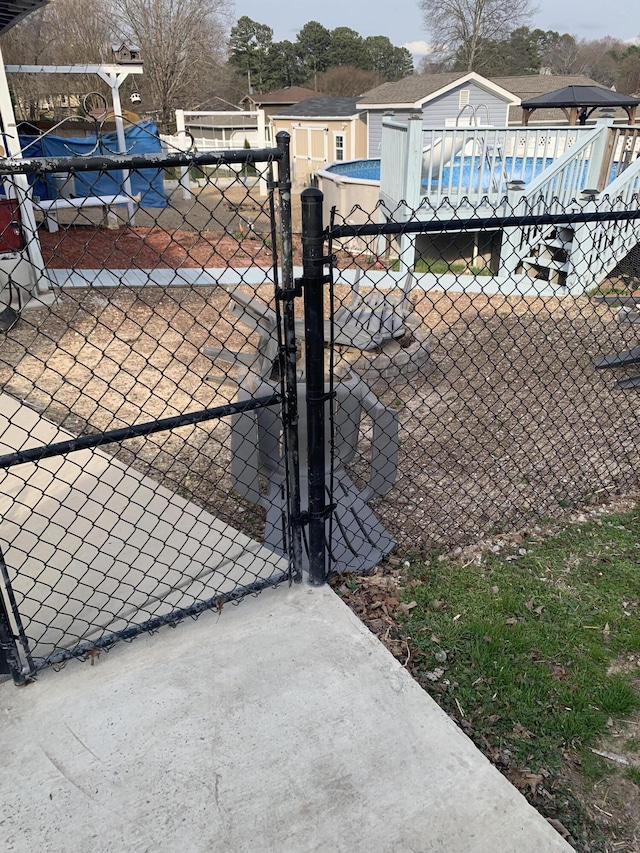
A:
[326,157,616,191]
[432,156,557,190]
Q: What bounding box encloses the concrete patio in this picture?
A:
[0,582,572,853]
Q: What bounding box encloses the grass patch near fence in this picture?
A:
[389,256,493,275]
[399,510,640,770]
[333,506,640,846]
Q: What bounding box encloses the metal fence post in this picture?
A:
[300,188,328,585]
[276,132,303,584]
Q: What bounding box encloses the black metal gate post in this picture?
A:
[275,132,303,584]
[300,188,329,585]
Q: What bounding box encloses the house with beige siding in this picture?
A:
[271,98,368,185]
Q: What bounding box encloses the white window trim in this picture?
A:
[333,131,346,162]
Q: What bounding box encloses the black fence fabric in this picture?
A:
[0,143,296,680]
[2,143,640,681]
[323,195,640,563]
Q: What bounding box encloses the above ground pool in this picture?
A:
[324,159,381,181]
[324,156,618,194]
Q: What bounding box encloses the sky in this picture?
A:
[231,0,640,58]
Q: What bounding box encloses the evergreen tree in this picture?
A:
[228,16,274,91]
[296,21,332,89]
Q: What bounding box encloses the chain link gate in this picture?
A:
[0,132,304,684]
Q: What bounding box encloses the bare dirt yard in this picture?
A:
[3,228,640,551]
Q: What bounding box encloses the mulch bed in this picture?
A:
[39,226,304,269]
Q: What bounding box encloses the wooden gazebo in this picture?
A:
[521,85,640,126]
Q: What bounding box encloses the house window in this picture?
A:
[334,133,345,161]
[458,89,470,109]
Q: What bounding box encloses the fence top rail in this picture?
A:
[419,124,599,132]
[328,203,640,238]
[0,145,284,176]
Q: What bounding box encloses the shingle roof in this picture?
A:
[492,76,620,124]
[272,98,361,118]
[243,87,319,106]
[358,72,608,110]
[491,75,607,100]
[358,73,472,105]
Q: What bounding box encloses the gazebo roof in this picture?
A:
[0,0,48,35]
[521,85,640,109]
[521,85,640,126]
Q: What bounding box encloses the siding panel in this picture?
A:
[367,109,414,156]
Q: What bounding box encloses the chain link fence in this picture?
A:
[0,138,301,681]
[2,134,640,682]
[318,192,640,567]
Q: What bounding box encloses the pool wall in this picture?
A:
[316,165,380,223]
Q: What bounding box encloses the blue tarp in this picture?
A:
[19,121,166,207]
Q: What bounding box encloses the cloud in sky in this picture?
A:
[403,40,432,57]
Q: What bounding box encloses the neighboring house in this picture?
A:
[357,72,520,156]
[271,97,368,185]
[241,86,319,121]
[357,72,614,156]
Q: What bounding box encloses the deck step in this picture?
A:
[543,237,573,251]
[522,256,570,272]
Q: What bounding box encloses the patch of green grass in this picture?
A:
[389,257,493,275]
[414,257,467,274]
[586,281,634,297]
[626,766,640,786]
[401,509,640,771]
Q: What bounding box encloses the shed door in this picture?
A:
[292,125,329,183]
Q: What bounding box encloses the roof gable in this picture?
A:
[358,72,519,109]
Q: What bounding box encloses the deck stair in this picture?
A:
[519,225,574,287]
[505,134,640,294]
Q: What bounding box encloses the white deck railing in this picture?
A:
[566,155,640,290]
[379,120,409,212]
[381,122,599,208]
[498,127,604,278]
[521,126,603,212]
[420,126,597,206]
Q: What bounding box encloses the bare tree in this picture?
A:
[112,0,231,129]
[418,0,537,71]
[1,0,113,120]
[316,66,385,97]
